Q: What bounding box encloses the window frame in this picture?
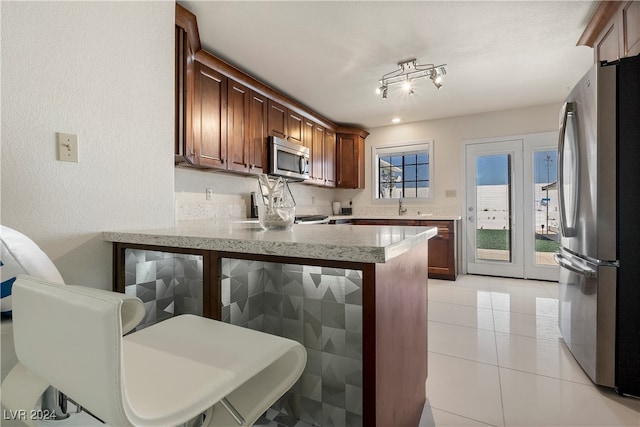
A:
[371,140,434,203]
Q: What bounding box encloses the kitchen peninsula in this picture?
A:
[104,221,435,427]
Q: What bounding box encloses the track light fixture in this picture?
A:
[376,58,447,98]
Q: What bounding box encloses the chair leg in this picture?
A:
[41,386,70,420]
[220,397,245,426]
[181,406,214,427]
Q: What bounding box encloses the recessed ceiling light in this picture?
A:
[391,118,401,124]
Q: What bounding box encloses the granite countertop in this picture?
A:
[328,214,462,221]
[103,220,437,264]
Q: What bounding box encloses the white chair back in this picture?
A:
[12,275,143,427]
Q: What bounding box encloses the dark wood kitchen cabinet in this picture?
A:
[303,121,337,187]
[176,3,351,187]
[226,79,250,173]
[324,129,336,187]
[247,91,268,175]
[311,123,325,185]
[579,1,640,62]
[226,81,268,174]
[175,4,200,164]
[422,221,457,280]
[336,128,369,189]
[352,218,458,280]
[268,99,304,145]
[192,60,227,169]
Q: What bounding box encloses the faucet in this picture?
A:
[398,198,408,216]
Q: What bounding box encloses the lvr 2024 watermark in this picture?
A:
[3,409,58,421]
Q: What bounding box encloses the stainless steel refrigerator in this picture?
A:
[555,54,640,397]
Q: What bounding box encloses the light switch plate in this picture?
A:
[445,189,457,198]
[56,132,79,162]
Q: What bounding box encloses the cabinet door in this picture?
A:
[193,61,227,168]
[336,133,364,188]
[227,79,250,173]
[312,124,325,184]
[596,22,620,62]
[427,232,455,279]
[623,1,640,57]
[248,91,268,175]
[324,130,336,187]
[268,99,287,139]
[425,221,457,280]
[303,120,314,153]
[287,110,304,145]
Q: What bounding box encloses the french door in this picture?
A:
[464,133,560,281]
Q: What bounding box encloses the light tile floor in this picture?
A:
[420,275,640,427]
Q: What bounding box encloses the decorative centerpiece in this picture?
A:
[257,174,295,230]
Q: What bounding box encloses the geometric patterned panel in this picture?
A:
[221,259,363,427]
[123,249,203,331]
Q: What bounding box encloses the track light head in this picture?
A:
[377,58,447,98]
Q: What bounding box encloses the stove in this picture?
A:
[294,215,329,224]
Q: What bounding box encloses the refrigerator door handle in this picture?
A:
[558,102,579,238]
[554,252,596,278]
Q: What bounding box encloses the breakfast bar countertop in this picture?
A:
[103,220,437,264]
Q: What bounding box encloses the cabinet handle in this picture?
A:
[221,159,225,164]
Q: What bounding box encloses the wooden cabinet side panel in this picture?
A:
[227,80,250,173]
[175,27,186,158]
[193,61,227,168]
[623,1,640,57]
[372,242,428,426]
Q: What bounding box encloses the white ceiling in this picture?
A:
[179,1,597,130]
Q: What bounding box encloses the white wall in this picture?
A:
[336,103,562,216]
[1,1,175,289]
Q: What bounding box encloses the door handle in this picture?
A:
[554,253,596,278]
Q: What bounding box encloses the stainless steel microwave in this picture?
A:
[268,136,310,180]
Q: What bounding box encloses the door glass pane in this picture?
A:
[475,154,512,262]
[534,150,560,266]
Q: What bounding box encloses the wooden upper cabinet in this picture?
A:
[336,128,369,189]
[193,60,227,168]
[624,1,640,57]
[267,98,305,145]
[312,124,325,184]
[175,25,188,161]
[177,4,361,184]
[324,129,336,187]
[227,79,250,173]
[579,1,640,62]
[175,4,200,164]
[248,91,268,175]
[287,111,304,145]
[268,99,288,139]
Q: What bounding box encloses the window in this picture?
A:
[372,141,433,201]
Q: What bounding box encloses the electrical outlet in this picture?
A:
[445,190,457,198]
[206,188,213,200]
[56,132,79,162]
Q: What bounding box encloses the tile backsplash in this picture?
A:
[175,192,247,221]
